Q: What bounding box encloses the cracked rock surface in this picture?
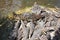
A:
[9,3,60,40]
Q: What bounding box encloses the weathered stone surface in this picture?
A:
[40,35,48,40]
[8,3,60,40]
[31,2,42,14]
[54,11,60,18]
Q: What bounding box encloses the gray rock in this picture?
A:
[47,15,54,21]
[41,11,48,17]
[56,19,60,28]
[40,35,48,40]
[20,20,29,40]
[50,20,57,26]
[30,29,41,40]
[10,20,20,40]
[45,21,51,27]
[37,20,45,27]
[9,3,60,40]
[55,12,60,18]
[26,22,35,38]
[50,31,55,40]
[31,2,42,15]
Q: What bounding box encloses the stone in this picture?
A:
[55,12,60,18]
[45,21,51,27]
[8,3,60,40]
[37,20,45,27]
[31,2,42,15]
[26,22,35,38]
[40,35,48,40]
[41,11,48,17]
[50,21,57,26]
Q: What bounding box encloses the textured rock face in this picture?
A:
[55,12,60,18]
[8,3,60,40]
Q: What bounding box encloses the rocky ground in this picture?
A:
[1,3,60,40]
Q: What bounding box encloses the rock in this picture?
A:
[37,20,45,27]
[50,20,57,26]
[43,27,55,32]
[46,29,55,40]
[22,12,31,18]
[41,11,48,17]
[26,22,35,38]
[30,28,41,40]
[22,28,29,40]
[55,12,60,18]
[45,21,51,27]
[31,2,42,15]
[53,28,60,40]
[11,20,20,39]
[50,31,55,40]
[20,20,29,40]
[56,19,60,27]
[30,13,43,21]
[17,28,23,40]
[17,20,25,40]
[8,3,60,40]
[24,20,28,25]
[19,20,25,29]
[40,35,48,40]
[48,17,53,21]
[47,15,54,21]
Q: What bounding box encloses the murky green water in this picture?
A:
[21,0,57,8]
[21,0,60,8]
[0,0,59,13]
